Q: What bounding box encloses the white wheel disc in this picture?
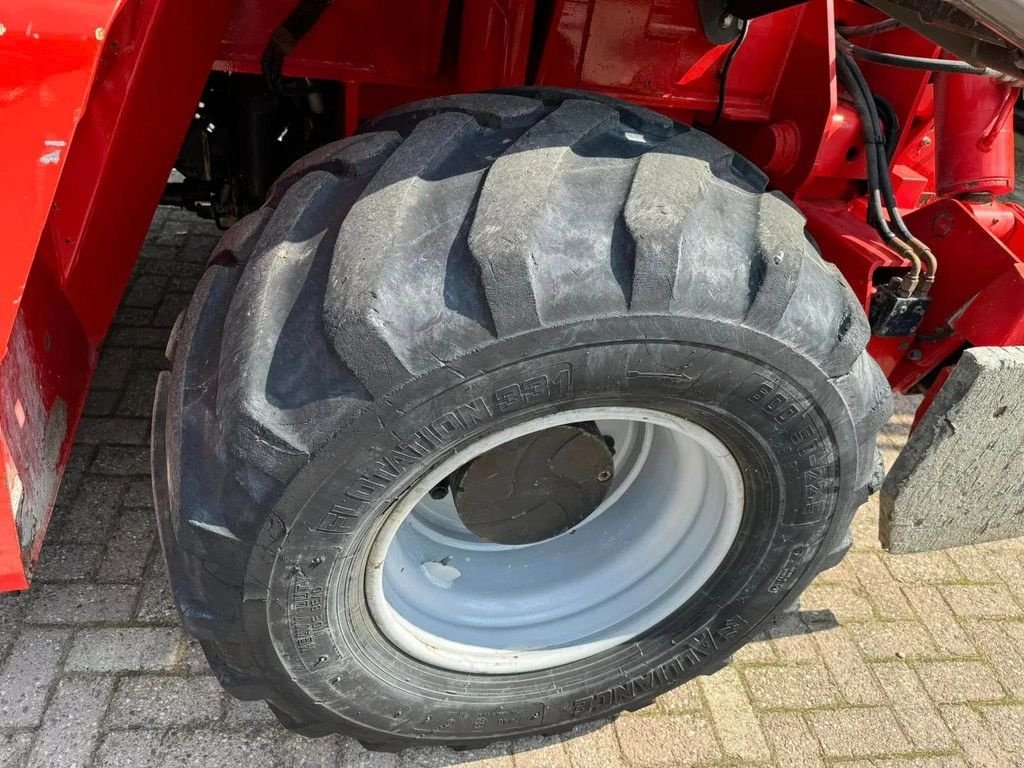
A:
[365,407,744,674]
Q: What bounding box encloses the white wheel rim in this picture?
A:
[364,407,745,674]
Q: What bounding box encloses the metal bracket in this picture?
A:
[697,0,810,44]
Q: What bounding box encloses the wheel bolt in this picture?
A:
[597,470,612,482]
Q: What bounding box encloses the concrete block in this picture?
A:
[881,346,1024,553]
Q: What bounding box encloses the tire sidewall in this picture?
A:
[244,315,858,744]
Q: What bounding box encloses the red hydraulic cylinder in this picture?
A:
[934,71,1015,199]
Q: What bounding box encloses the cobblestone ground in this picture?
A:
[2,208,1024,768]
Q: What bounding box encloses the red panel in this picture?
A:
[537,0,806,120]
[0,0,236,590]
[888,199,1024,391]
[0,0,122,591]
[0,1,121,363]
[215,0,451,84]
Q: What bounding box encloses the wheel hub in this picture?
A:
[450,422,614,545]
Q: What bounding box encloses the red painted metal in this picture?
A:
[2,0,1024,590]
[0,0,123,592]
[935,72,1015,198]
[0,0,236,589]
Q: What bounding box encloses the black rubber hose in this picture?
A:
[839,50,937,294]
[698,22,750,129]
[837,35,999,76]
[836,52,922,295]
[872,93,900,163]
[836,19,902,37]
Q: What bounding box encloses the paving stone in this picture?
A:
[65,628,183,673]
[742,664,841,709]
[655,679,702,713]
[964,620,1024,698]
[872,661,955,751]
[0,732,33,768]
[941,584,1024,619]
[812,625,885,705]
[93,730,165,768]
[122,480,155,510]
[885,550,964,584]
[986,552,1024,606]
[1001,620,1024,655]
[403,741,512,768]
[96,729,339,768]
[108,676,223,728]
[75,418,149,446]
[114,307,156,327]
[340,738,400,768]
[91,447,152,477]
[976,704,1024,764]
[54,477,125,544]
[32,543,103,582]
[97,508,156,582]
[83,390,122,417]
[133,561,178,625]
[769,612,820,663]
[0,627,70,727]
[940,704,1013,767]
[0,594,26,662]
[223,697,276,726]
[27,675,115,768]
[848,552,915,620]
[806,707,911,758]
[800,583,874,623]
[699,666,769,761]
[91,348,135,390]
[23,583,138,624]
[915,660,1006,703]
[182,637,214,675]
[116,370,162,418]
[731,632,776,663]
[561,719,625,768]
[615,714,720,767]
[849,620,940,660]
[902,585,976,657]
[759,712,823,768]
[869,759,968,768]
[945,546,1000,583]
[511,734,571,768]
[124,275,168,309]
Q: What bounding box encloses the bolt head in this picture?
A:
[719,13,736,28]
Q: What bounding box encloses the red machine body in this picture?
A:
[2,0,1023,590]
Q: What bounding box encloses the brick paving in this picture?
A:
[2,208,1024,767]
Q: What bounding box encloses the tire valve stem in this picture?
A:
[428,479,450,500]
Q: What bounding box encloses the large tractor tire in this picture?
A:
[153,89,892,749]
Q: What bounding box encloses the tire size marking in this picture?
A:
[746,377,839,524]
[415,704,545,734]
[567,614,748,718]
[767,544,807,594]
[290,574,328,657]
[314,364,573,534]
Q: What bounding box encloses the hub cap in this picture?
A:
[364,407,744,674]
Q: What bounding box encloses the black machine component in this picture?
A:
[870,283,933,337]
[450,423,615,546]
[164,73,337,226]
[697,0,810,43]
